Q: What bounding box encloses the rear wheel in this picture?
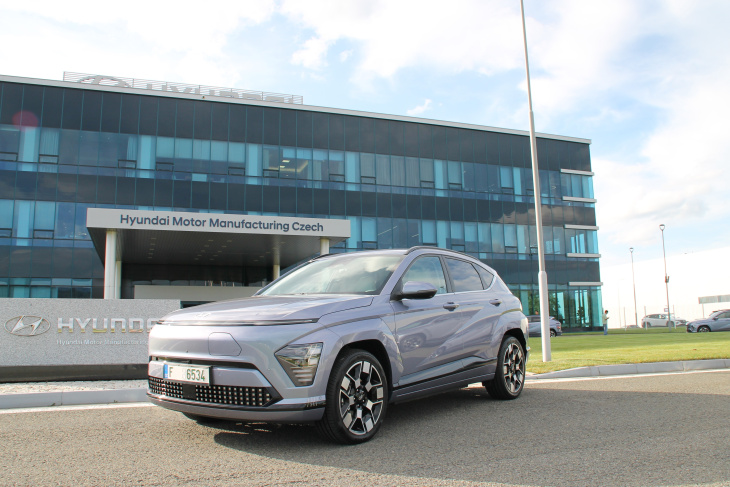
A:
[484,336,525,400]
[698,326,711,333]
[550,329,557,337]
[316,349,388,444]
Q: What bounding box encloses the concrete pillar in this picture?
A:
[320,237,330,255]
[115,259,122,299]
[273,246,281,280]
[104,230,117,299]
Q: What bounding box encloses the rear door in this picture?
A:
[443,258,503,362]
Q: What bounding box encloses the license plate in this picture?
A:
[163,363,210,384]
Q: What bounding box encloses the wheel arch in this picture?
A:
[503,327,528,356]
[334,339,393,400]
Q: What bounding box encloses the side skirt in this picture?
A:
[390,360,495,404]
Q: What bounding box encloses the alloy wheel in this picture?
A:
[501,341,525,395]
[338,360,385,436]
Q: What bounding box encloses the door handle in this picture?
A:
[489,299,502,307]
[443,302,459,311]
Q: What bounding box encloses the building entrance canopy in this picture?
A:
[86,209,350,298]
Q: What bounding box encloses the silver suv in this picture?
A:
[527,315,562,337]
[148,247,528,443]
[687,310,730,332]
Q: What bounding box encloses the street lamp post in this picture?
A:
[630,247,638,328]
[659,224,673,329]
[520,0,550,361]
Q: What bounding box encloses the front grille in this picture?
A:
[149,376,276,407]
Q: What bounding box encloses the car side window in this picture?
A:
[401,256,447,295]
[444,258,483,293]
[718,312,730,319]
[476,266,494,289]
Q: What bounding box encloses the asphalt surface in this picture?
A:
[1,370,729,487]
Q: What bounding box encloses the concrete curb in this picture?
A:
[0,388,148,409]
[528,358,730,380]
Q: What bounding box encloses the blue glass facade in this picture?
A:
[0,77,602,330]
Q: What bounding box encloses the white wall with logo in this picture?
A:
[1,299,180,370]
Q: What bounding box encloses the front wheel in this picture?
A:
[484,336,526,400]
[316,349,388,444]
[698,326,711,333]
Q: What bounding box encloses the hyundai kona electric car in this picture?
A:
[686,310,730,332]
[148,247,529,443]
[527,315,562,337]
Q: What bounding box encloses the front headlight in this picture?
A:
[275,343,323,387]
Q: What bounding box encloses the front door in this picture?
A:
[391,255,463,376]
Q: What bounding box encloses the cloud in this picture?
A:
[592,2,730,254]
[339,50,353,62]
[406,99,432,116]
[291,36,332,70]
[279,0,524,88]
[0,0,276,56]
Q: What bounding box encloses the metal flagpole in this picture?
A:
[520,0,551,361]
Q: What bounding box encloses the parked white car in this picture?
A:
[641,313,684,328]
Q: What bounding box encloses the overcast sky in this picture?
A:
[1,0,728,321]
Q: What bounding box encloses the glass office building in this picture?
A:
[0,73,602,331]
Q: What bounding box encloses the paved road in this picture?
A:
[1,370,729,487]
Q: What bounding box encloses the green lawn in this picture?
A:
[526,329,730,374]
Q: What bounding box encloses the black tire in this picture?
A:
[698,326,711,333]
[484,336,526,400]
[316,349,388,444]
[550,329,557,337]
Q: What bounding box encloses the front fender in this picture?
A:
[324,317,403,387]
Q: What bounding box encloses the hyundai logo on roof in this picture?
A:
[4,316,52,337]
[63,72,304,104]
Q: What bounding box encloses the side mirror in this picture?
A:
[394,281,438,300]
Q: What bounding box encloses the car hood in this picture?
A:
[688,318,714,326]
[159,294,375,325]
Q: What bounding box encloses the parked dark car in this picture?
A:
[686,309,730,333]
[147,247,529,444]
[527,315,562,337]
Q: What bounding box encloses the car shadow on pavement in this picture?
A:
[210,384,729,487]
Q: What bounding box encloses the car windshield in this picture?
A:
[260,254,404,296]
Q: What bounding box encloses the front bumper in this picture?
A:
[147,361,326,422]
[146,321,341,423]
[148,394,325,423]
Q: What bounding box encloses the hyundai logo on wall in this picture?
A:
[4,316,52,337]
